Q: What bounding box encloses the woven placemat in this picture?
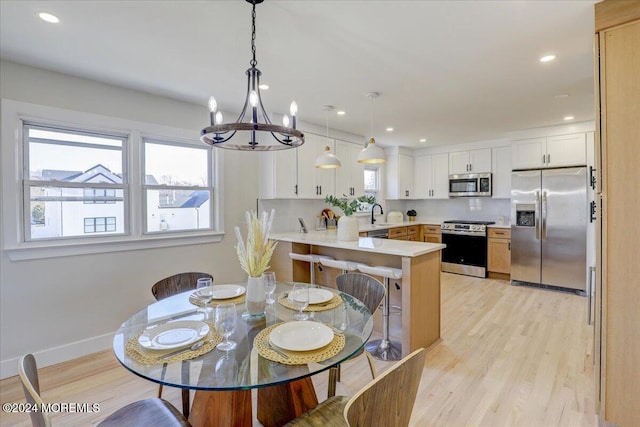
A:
[254,323,345,365]
[278,293,343,312]
[125,326,222,365]
[189,292,246,307]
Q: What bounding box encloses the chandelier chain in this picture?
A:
[250,3,257,67]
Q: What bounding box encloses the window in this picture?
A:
[23,124,126,240]
[1,99,223,260]
[84,217,116,233]
[364,166,380,199]
[143,139,213,233]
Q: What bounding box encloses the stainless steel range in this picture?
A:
[441,220,495,278]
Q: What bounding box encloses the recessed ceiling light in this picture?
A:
[554,93,570,99]
[258,84,269,90]
[540,54,556,63]
[564,115,575,121]
[38,12,60,23]
[336,111,346,116]
[419,138,427,143]
[386,127,394,132]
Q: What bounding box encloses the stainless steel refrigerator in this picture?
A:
[510,167,587,292]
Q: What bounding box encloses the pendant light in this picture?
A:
[357,92,387,164]
[315,105,342,169]
[200,0,304,151]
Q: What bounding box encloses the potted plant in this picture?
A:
[407,209,417,222]
[325,195,375,241]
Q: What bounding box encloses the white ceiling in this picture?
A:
[0,1,597,148]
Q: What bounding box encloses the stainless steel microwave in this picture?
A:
[448,173,492,197]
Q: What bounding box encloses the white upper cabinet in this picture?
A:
[259,133,335,199]
[386,150,414,199]
[512,133,586,169]
[296,134,335,199]
[491,146,511,199]
[414,153,449,199]
[335,141,365,197]
[449,148,492,174]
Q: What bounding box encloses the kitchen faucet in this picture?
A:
[371,203,383,224]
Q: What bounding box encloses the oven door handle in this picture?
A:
[441,230,486,237]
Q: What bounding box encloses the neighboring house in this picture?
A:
[33,165,209,238]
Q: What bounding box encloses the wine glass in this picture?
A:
[196,277,214,318]
[291,283,309,320]
[263,272,277,304]
[214,303,238,351]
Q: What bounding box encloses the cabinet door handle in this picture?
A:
[508,242,511,251]
[547,154,551,164]
[542,154,546,165]
[319,185,322,195]
[294,184,298,195]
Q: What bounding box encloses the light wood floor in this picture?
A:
[0,273,597,427]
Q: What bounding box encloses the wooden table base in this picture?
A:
[187,377,318,427]
[258,377,319,427]
[189,389,252,427]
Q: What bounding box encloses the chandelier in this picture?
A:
[200,0,304,150]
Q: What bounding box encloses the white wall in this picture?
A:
[0,60,259,378]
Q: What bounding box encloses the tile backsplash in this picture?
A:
[258,197,510,232]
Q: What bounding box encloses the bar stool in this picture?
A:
[288,253,334,285]
[356,264,403,361]
[319,258,361,275]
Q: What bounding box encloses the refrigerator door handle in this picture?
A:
[541,190,548,240]
[535,190,541,240]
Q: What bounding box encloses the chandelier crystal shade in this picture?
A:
[200,0,304,151]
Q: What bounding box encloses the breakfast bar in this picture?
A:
[269,232,445,355]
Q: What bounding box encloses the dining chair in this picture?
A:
[284,347,426,427]
[327,273,386,398]
[151,271,213,417]
[18,354,191,427]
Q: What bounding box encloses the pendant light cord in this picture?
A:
[250,3,257,67]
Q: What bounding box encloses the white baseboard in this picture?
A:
[0,332,114,380]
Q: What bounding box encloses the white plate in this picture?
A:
[269,321,334,351]
[138,320,209,351]
[197,285,246,300]
[288,288,334,305]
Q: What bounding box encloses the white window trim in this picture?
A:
[1,99,225,261]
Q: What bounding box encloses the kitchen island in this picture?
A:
[269,231,445,356]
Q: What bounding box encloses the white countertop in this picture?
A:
[359,219,443,233]
[270,231,445,258]
[488,224,511,229]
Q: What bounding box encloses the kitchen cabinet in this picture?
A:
[487,228,511,278]
[386,151,414,199]
[449,148,492,174]
[593,4,640,426]
[259,133,335,199]
[407,225,421,241]
[414,153,449,199]
[335,141,365,197]
[296,134,335,198]
[491,146,511,199]
[388,226,408,240]
[511,133,586,170]
[423,224,442,244]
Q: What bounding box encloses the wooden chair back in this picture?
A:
[336,273,385,315]
[18,354,52,427]
[151,272,213,301]
[344,348,426,427]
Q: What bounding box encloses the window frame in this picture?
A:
[22,122,129,242]
[1,99,225,261]
[141,137,214,235]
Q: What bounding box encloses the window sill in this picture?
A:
[5,232,225,261]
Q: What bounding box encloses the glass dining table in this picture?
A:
[112,281,374,427]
